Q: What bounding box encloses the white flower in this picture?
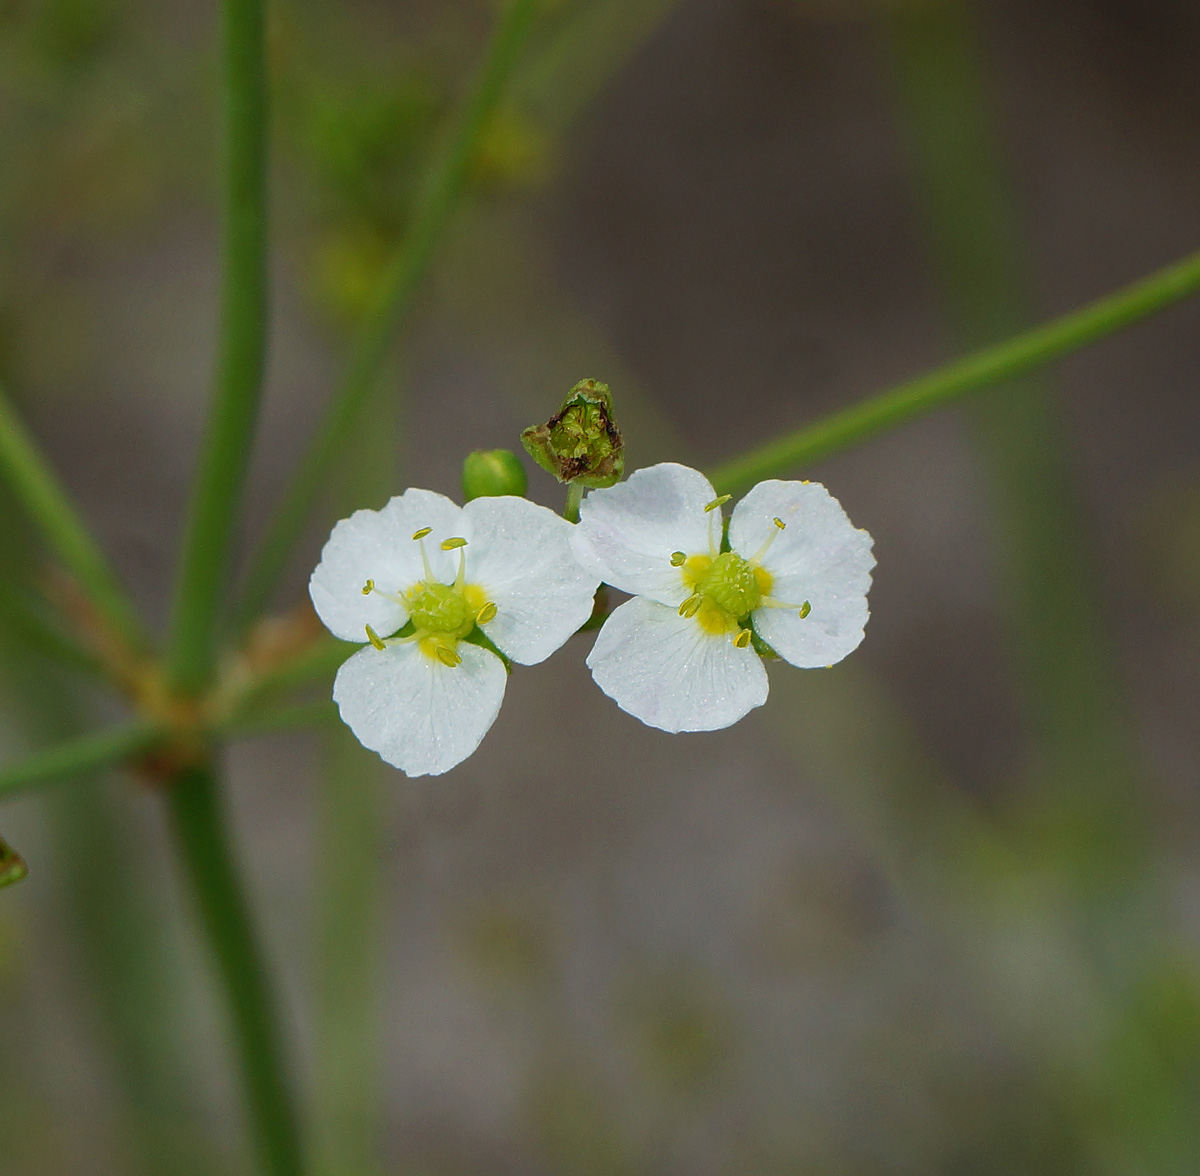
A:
[310,489,600,776]
[570,462,874,733]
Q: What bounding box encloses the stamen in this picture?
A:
[733,628,752,649]
[412,527,435,580]
[678,594,703,618]
[704,495,732,513]
[669,551,687,567]
[435,645,461,668]
[799,601,811,619]
[441,536,467,550]
[476,601,498,624]
[361,578,375,595]
[752,517,789,563]
[364,624,386,651]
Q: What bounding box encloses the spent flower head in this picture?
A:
[310,489,599,775]
[521,378,624,488]
[570,462,874,733]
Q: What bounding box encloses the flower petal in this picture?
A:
[461,496,600,665]
[332,640,507,777]
[729,479,874,668]
[586,596,769,733]
[309,489,464,643]
[571,462,718,606]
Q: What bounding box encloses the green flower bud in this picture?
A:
[521,378,624,489]
[461,449,528,500]
[0,835,28,888]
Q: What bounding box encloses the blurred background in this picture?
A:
[2,0,1200,1172]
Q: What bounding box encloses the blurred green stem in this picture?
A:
[0,383,147,651]
[235,0,539,628]
[166,764,304,1176]
[882,0,1144,875]
[709,246,1200,495]
[166,0,269,695]
[564,482,584,523]
[0,720,162,800]
[313,728,387,1176]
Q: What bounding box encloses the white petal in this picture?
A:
[571,463,718,606]
[586,596,769,733]
[309,489,464,643]
[332,640,507,777]
[461,496,600,665]
[729,480,875,668]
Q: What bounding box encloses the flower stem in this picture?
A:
[0,720,163,801]
[709,246,1200,495]
[563,481,584,523]
[0,383,147,652]
[165,0,269,695]
[234,0,540,631]
[166,764,303,1176]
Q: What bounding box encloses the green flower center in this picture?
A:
[693,552,764,618]
[678,551,772,637]
[406,581,475,639]
[361,531,497,668]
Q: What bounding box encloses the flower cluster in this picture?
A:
[310,464,873,774]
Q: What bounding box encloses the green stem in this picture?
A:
[166,765,304,1176]
[312,727,387,1176]
[165,0,269,695]
[0,384,147,651]
[563,481,584,523]
[234,0,539,630]
[709,247,1200,495]
[0,720,163,801]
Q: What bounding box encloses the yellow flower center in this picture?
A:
[678,552,771,635]
[672,510,808,646]
[362,531,496,667]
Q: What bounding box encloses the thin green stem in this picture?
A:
[226,634,347,723]
[234,0,539,630]
[165,0,269,695]
[0,720,163,801]
[709,247,1200,495]
[312,727,387,1176]
[166,764,304,1176]
[563,481,584,523]
[0,384,147,651]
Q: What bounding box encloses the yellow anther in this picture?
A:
[435,645,461,667]
[704,495,732,513]
[412,527,432,540]
[476,601,498,624]
[678,594,703,618]
[773,517,786,530]
[441,536,468,550]
[364,624,386,651]
[361,578,375,595]
[799,601,811,619]
[669,551,687,567]
[734,629,752,649]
